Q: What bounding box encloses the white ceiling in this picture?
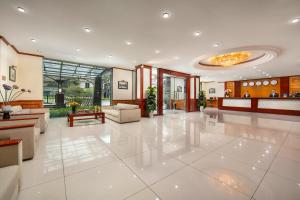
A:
[0,0,299,81]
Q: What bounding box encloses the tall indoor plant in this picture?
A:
[198,90,206,112]
[146,86,157,118]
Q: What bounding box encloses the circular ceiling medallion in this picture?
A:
[271,80,278,85]
[256,81,262,86]
[194,46,279,70]
[249,81,255,86]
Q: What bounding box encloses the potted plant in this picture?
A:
[198,90,206,112]
[146,86,157,118]
[0,84,31,119]
[68,101,80,113]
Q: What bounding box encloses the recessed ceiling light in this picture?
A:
[84,27,92,33]
[76,48,81,52]
[125,41,132,45]
[155,50,160,54]
[253,66,257,69]
[213,42,221,47]
[108,55,113,58]
[290,17,300,24]
[266,73,269,76]
[162,12,170,19]
[17,7,25,13]
[193,31,202,37]
[31,38,36,43]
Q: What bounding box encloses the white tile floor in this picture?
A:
[17,109,300,200]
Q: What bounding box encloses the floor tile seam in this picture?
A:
[93,134,163,200]
[186,136,241,166]
[59,126,68,200]
[20,176,65,191]
[62,157,119,177]
[268,169,300,183]
[188,164,254,199]
[122,187,162,200]
[146,164,189,187]
[249,128,291,199]
[212,151,272,171]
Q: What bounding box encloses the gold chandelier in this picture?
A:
[209,51,251,66]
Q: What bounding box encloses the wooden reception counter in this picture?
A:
[218,97,300,116]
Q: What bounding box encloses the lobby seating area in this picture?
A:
[0,0,300,199]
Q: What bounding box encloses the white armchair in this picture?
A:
[0,139,22,200]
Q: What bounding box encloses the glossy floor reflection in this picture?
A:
[18,109,300,200]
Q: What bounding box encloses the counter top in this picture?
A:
[218,97,300,116]
[219,97,300,100]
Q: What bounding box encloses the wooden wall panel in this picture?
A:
[289,76,300,95]
[234,81,241,97]
[0,100,43,108]
[280,77,289,96]
[240,78,280,97]
[225,81,235,97]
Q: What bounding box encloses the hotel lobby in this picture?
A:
[0,0,300,200]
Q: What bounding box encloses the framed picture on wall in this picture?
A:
[118,80,128,89]
[9,66,16,82]
[209,88,216,94]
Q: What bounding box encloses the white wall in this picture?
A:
[0,39,43,101]
[18,54,43,100]
[202,81,225,98]
[113,68,134,100]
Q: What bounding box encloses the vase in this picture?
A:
[71,106,76,113]
[2,105,12,120]
[3,111,10,120]
[149,111,154,118]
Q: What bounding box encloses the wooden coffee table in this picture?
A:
[67,111,105,127]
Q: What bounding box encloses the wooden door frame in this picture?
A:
[157,68,191,115]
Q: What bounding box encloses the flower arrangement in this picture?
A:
[68,101,80,113]
[94,105,101,112]
[0,84,31,119]
[224,89,232,98]
[0,84,31,106]
[68,101,80,107]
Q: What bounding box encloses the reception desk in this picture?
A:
[218,98,300,116]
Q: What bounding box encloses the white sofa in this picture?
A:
[0,118,40,160]
[9,106,49,133]
[0,139,22,200]
[102,103,141,123]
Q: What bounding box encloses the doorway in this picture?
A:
[163,75,186,114]
[157,68,191,115]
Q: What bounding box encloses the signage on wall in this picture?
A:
[118,80,128,89]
